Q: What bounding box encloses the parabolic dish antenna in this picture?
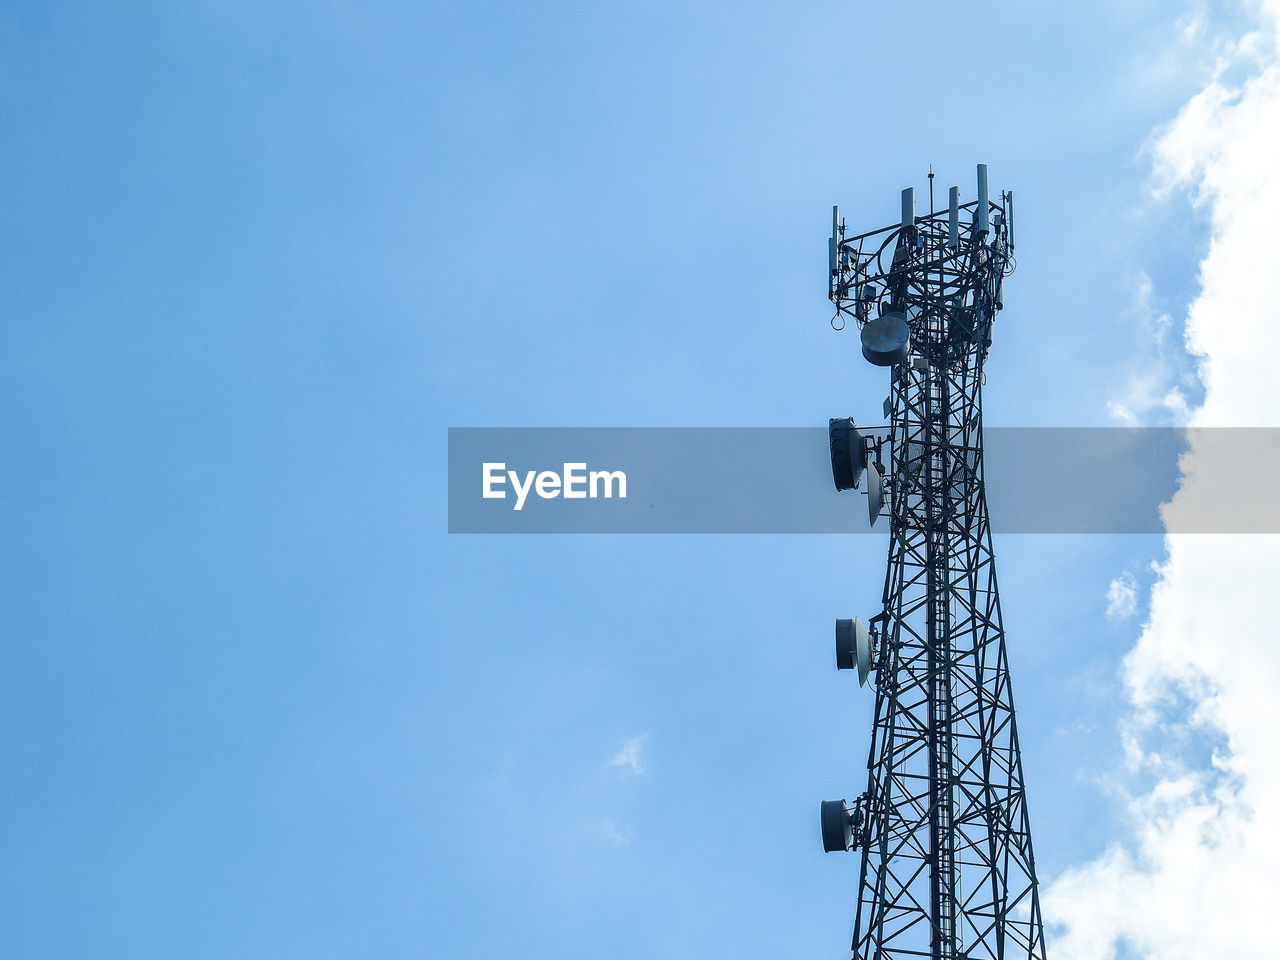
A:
[866,462,883,527]
[860,312,910,366]
[854,617,872,687]
[835,617,873,687]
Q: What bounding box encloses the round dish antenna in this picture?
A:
[835,618,855,671]
[820,799,854,852]
[828,417,867,491]
[860,312,910,366]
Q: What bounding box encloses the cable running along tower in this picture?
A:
[819,166,1046,960]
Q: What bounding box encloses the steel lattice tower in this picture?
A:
[820,166,1046,960]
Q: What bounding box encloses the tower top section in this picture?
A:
[828,164,1015,367]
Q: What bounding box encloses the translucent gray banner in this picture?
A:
[446,428,1276,533]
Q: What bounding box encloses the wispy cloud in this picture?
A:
[1105,271,1196,426]
[606,733,648,775]
[1047,6,1280,958]
[1105,572,1139,621]
[599,819,634,846]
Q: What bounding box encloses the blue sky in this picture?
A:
[0,3,1248,958]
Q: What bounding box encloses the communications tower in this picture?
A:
[819,166,1046,960]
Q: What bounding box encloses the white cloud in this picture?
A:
[1105,572,1139,621]
[607,733,648,775]
[1047,6,1280,958]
